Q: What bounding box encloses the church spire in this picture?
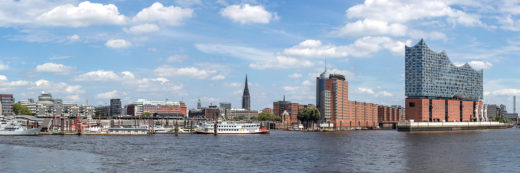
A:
[242,74,251,110]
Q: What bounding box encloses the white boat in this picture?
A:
[0,120,41,136]
[195,122,269,134]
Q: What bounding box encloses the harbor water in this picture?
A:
[1,129,519,172]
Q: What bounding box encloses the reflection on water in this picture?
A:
[0,129,519,172]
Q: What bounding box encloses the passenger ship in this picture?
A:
[195,122,269,134]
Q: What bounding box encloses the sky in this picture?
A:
[0,0,519,112]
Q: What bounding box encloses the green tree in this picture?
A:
[143,112,152,117]
[13,103,31,115]
[297,107,321,130]
[257,111,275,121]
[233,115,247,121]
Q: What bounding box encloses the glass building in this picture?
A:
[405,39,483,101]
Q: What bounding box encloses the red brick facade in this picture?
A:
[406,98,482,122]
[378,106,403,122]
[273,101,315,125]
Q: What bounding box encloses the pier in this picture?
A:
[397,121,512,131]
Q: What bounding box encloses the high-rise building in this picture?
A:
[242,74,251,110]
[405,39,484,122]
[0,94,14,115]
[219,102,231,110]
[316,69,378,129]
[110,98,122,117]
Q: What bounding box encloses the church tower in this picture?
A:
[242,74,251,110]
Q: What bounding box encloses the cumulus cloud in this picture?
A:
[133,2,193,26]
[358,87,375,95]
[123,23,159,34]
[36,1,126,27]
[283,40,348,58]
[336,19,407,37]
[220,4,278,24]
[35,62,73,74]
[154,65,217,79]
[249,56,314,70]
[74,70,134,81]
[105,39,131,48]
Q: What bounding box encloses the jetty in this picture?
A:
[397,120,512,131]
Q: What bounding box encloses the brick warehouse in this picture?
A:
[405,39,485,122]
[273,97,316,125]
[316,69,379,129]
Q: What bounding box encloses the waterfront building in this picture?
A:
[126,99,187,117]
[242,75,251,110]
[95,106,110,117]
[110,99,122,117]
[378,105,403,122]
[262,108,273,113]
[17,92,94,118]
[486,104,503,118]
[273,97,315,125]
[0,94,14,115]
[405,39,484,122]
[225,108,258,120]
[316,69,378,129]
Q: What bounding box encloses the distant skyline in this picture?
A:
[0,0,519,111]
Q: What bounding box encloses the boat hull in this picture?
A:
[0,128,42,136]
[194,130,269,134]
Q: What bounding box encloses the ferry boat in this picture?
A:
[0,119,41,136]
[195,122,269,134]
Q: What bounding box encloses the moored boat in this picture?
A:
[195,122,269,134]
[0,120,41,136]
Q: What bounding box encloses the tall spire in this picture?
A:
[242,74,251,110]
[324,57,327,72]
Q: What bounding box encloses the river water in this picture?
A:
[0,129,519,173]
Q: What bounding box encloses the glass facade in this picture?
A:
[405,39,483,101]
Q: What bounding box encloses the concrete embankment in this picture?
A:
[397,121,512,131]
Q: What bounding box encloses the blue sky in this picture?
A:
[0,0,519,112]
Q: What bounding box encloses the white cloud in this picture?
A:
[288,73,302,78]
[65,85,82,93]
[336,19,407,37]
[249,55,314,70]
[455,61,493,69]
[285,37,410,58]
[195,43,272,61]
[358,87,393,97]
[67,34,80,41]
[346,0,481,26]
[0,75,6,81]
[0,61,8,70]
[211,75,226,80]
[283,40,348,58]
[154,66,217,79]
[96,90,124,99]
[220,4,277,24]
[36,1,126,27]
[358,87,375,95]
[74,70,134,82]
[123,23,160,34]
[166,54,187,62]
[133,2,193,26]
[105,39,131,48]
[488,88,520,96]
[35,62,73,74]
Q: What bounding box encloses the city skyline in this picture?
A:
[1,0,520,111]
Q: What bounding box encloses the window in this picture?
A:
[409,102,415,107]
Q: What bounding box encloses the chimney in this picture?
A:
[514,96,516,113]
